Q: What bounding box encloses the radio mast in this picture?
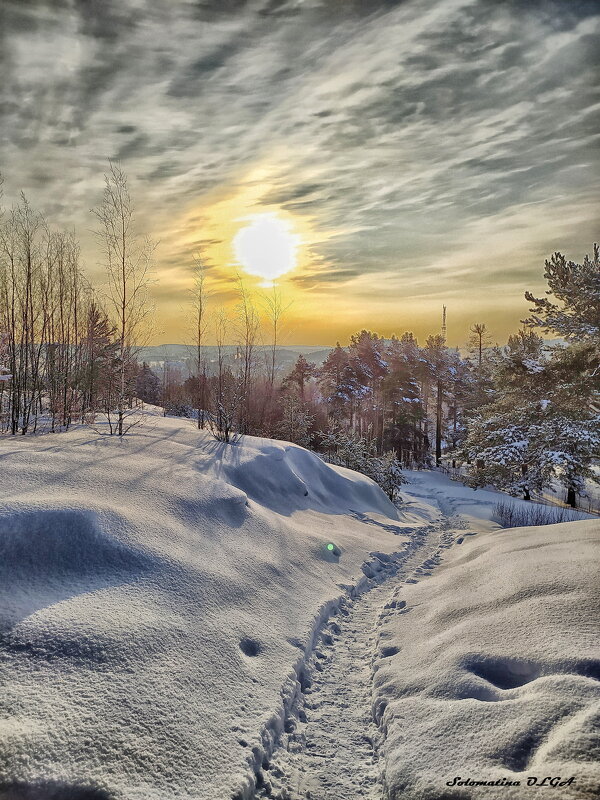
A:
[441,305,447,342]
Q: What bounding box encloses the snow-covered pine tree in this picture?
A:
[317,424,405,501]
[382,333,424,465]
[275,393,314,448]
[463,239,600,507]
[523,242,599,506]
[136,362,160,405]
[463,329,552,499]
[369,450,406,502]
[347,330,389,439]
[318,343,349,422]
[523,243,600,342]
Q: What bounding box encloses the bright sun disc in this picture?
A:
[233,213,300,285]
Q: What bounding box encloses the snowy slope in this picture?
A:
[0,415,410,800]
[374,512,600,800]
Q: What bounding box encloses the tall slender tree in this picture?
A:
[92,162,154,435]
[189,256,211,428]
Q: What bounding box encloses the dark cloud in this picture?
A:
[73,0,140,41]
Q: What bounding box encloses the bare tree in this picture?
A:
[263,287,291,389]
[260,286,291,433]
[92,162,154,435]
[0,196,45,434]
[208,308,240,443]
[188,256,211,428]
[0,194,90,434]
[234,276,260,434]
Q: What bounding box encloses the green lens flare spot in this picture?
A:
[327,543,335,551]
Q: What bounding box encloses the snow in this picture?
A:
[1,418,598,799]
[0,413,407,800]
[374,474,600,800]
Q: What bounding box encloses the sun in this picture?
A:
[233,213,301,285]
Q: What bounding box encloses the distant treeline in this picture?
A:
[1,167,598,507]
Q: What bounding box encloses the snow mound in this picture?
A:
[374,517,600,800]
[203,435,399,519]
[0,415,407,799]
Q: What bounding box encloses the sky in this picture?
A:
[1,0,598,346]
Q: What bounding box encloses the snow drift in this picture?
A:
[373,513,600,800]
[0,415,408,800]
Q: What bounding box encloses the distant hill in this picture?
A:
[135,344,332,374]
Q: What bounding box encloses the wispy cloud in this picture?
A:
[1,0,598,343]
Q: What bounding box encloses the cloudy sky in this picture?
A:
[1,0,598,345]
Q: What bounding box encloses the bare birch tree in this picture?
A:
[92,162,154,435]
[235,275,260,434]
[188,256,211,428]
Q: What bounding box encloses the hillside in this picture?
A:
[0,414,409,800]
[0,416,598,800]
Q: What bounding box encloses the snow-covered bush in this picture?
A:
[275,394,314,447]
[318,425,376,470]
[207,400,241,444]
[163,400,194,418]
[493,500,588,528]
[369,450,407,502]
[318,425,406,501]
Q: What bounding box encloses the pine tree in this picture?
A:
[318,343,350,421]
[347,330,389,440]
[422,334,450,466]
[283,354,317,401]
[382,334,423,464]
[318,424,405,501]
[81,301,119,421]
[136,362,160,405]
[523,243,600,342]
[370,451,406,502]
[463,322,599,506]
[275,394,314,448]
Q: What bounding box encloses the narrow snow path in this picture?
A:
[257,487,460,800]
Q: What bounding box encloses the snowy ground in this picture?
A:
[1,417,598,800]
[0,414,411,800]
[375,478,600,800]
[260,473,599,800]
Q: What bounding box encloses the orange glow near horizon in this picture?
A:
[155,164,343,324]
[148,161,569,349]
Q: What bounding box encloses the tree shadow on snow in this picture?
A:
[348,510,407,535]
[0,782,111,800]
[0,507,157,633]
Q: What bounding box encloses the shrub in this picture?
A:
[492,500,588,528]
[317,425,406,502]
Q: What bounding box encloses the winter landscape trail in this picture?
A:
[258,481,459,800]
[2,419,598,800]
